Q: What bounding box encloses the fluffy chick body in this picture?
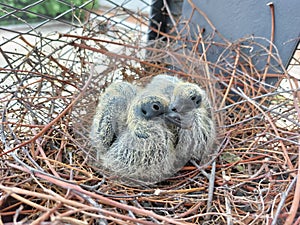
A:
[100,93,177,185]
[90,81,137,160]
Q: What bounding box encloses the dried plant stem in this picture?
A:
[284,139,300,225]
[237,87,294,171]
[0,66,93,157]
[0,166,192,225]
[219,48,240,109]
[263,2,275,79]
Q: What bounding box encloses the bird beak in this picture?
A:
[164,112,193,129]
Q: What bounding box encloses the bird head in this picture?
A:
[134,95,168,120]
[128,95,170,138]
[170,82,204,113]
[164,82,208,129]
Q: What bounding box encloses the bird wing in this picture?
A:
[90,82,137,155]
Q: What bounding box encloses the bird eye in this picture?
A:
[152,103,160,111]
[191,94,202,107]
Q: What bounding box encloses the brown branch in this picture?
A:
[0,66,93,157]
[263,2,275,79]
[284,129,300,224]
[236,87,295,172]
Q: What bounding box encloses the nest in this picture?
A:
[0,1,299,224]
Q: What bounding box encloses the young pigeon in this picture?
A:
[145,74,216,165]
[100,93,178,185]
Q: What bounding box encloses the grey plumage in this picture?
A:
[145,74,216,165]
[100,93,177,185]
[146,75,180,99]
[90,81,137,161]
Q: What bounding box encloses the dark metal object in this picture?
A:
[148,0,300,72]
[181,0,300,70]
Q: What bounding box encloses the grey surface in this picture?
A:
[181,0,300,70]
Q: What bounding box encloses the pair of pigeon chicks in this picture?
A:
[90,74,216,185]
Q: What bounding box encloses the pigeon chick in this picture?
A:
[90,81,137,161]
[100,93,177,185]
[146,74,216,165]
[145,74,180,99]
